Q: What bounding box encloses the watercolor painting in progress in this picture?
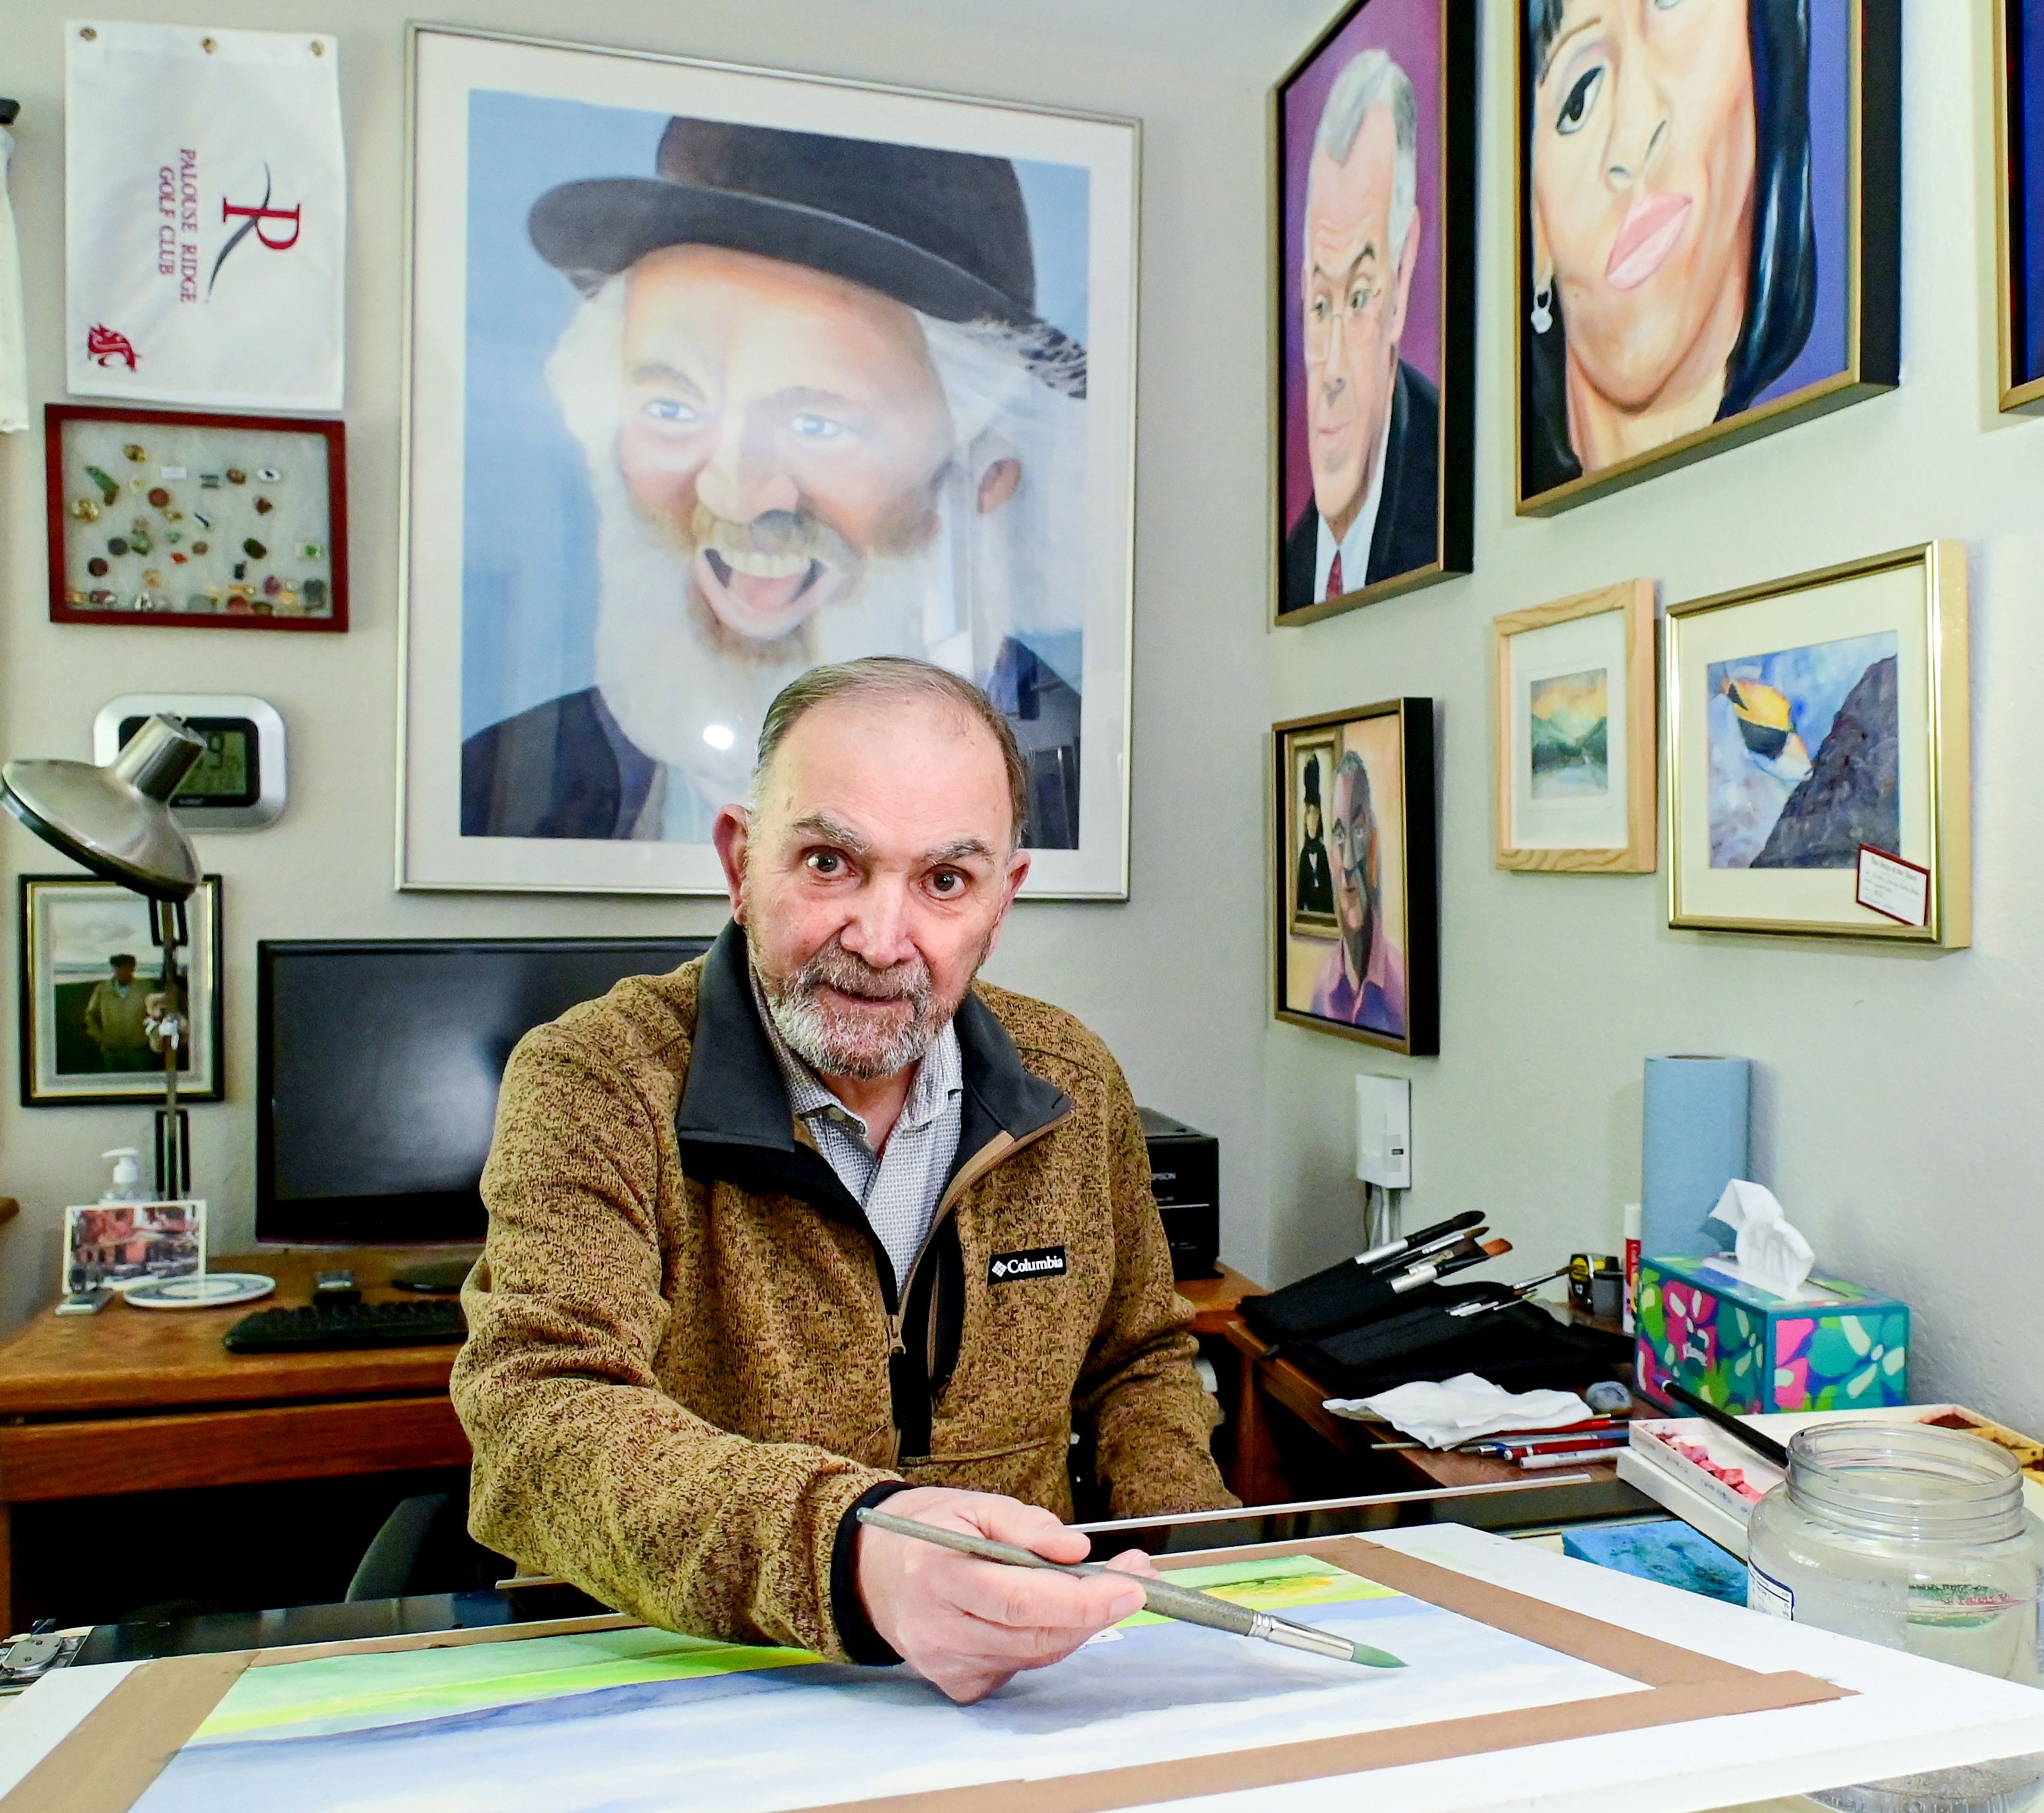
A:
[133,1557,1646,1813]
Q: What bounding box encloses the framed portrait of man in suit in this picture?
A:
[398,27,1138,898]
[1272,0,1475,629]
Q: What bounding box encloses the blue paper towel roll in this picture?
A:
[1642,1056,1751,1257]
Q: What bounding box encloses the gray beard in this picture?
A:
[760,940,945,1082]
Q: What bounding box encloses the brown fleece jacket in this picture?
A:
[450,927,1231,1662]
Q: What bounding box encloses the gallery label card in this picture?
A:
[1856,845,1929,927]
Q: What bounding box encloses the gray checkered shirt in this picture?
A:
[751,969,963,1295]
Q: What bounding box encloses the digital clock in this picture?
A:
[93,695,288,829]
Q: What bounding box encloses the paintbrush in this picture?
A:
[1389,1237,1512,1294]
[1664,1380,1792,1469]
[854,1507,1404,1669]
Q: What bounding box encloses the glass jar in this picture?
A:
[1747,1422,2043,1687]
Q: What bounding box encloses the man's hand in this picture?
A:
[854,1486,1158,1703]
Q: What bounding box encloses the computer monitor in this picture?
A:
[257,937,712,1246]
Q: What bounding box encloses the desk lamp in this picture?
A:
[4,715,205,1199]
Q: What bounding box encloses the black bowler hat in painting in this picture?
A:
[528,117,1085,389]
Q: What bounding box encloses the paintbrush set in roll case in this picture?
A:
[1237,1212,1628,1399]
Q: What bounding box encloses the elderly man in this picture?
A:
[1311,749,1407,1038]
[460,121,1086,849]
[452,657,1230,1704]
[83,953,153,1071]
[1282,48,1439,613]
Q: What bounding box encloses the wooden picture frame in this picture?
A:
[1994,0,2044,410]
[1274,699,1438,1055]
[44,405,348,631]
[1493,579,1656,873]
[18,875,225,1106]
[1664,542,1969,944]
[1515,0,1902,515]
[1271,0,1476,625]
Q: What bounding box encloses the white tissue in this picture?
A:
[1323,1373,1595,1449]
[1707,1179,1815,1298]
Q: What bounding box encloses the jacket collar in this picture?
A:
[674,920,1070,1157]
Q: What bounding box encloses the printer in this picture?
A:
[1138,1108,1219,1280]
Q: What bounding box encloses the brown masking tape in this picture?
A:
[0,1650,250,1813]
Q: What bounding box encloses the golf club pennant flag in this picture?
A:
[65,21,345,410]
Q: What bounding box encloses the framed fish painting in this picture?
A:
[1663,543,1969,945]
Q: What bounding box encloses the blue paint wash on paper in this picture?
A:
[1563,1521,1748,1606]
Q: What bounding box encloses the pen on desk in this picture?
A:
[1458,1425,1629,1454]
[853,1507,1405,1669]
[1465,1431,1629,1459]
[1389,1238,1512,1294]
[1518,1446,1625,1471]
[1353,1210,1484,1270]
[1664,1380,1792,1469]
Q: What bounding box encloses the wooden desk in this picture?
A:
[1213,1305,1627,1509]
[0,1249,474,1632]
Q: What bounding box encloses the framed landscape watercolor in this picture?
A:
[1516,0,1901,515]
[1664,543,1969,945]
[1493,579,1655,873]
[1272,0,1475,625]
[1274,699,1438,1055]
[1995,0,2044,410]
[399,26,1138,898]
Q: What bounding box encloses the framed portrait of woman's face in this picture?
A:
[1272,0,1476,625]
[1516,0,1901,516]
[1995,0,2044,410]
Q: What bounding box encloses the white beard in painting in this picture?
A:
[544,278,1087,826]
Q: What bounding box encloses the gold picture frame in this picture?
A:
[1284,730,1341,938]
[1514,1,1901,515]
[1273,699,1438,1056]
[1493,579,1656,873]
[1664,541,1969,945]
[1270,0,1476,625]
[1992,0,2044,411]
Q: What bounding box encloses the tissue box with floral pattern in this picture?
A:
[1634,1255,1909,1414]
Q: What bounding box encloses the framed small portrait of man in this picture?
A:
[18,876,224,1106]
[399,28,1137,898]
[1273,701,1438,1055]
[1273,0,1474,628]
[1287,732,1340,937]
[1517,0,1901,514]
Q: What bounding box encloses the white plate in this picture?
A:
[123,1272,275,1309]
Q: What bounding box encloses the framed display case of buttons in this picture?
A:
[43,405,348,632]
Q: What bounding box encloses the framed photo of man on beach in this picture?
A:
[398,27,1137,897]
[1273,0,1476,628]
[1516,0,1901,516]
[1273,700,1438,1056]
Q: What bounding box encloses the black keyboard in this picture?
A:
[224,1298,468,1353]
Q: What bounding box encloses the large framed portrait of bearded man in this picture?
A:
[398,27,1136,897]
[1273,0,1476,628]
[1516,0,1901,516]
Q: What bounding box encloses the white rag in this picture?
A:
[1324,1372,1596,1450]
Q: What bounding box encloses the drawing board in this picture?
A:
[6,1525,2044,1813]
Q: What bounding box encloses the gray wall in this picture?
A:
[1,2,2038,1445]
[1267,3,2044,1436]
[0,0,1297,1331]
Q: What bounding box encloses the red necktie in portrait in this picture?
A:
[1326,553,1344,601]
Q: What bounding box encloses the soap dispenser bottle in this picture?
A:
[100,1147,151,1204]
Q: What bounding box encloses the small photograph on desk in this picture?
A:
[61,1199,203,1295]
[17,875,223,1105]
